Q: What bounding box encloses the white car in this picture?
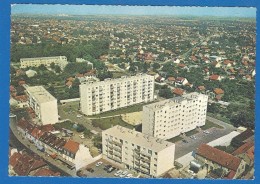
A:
[114,170,123,176]
[79,134,85,139]
[119,171,128,177]
[77,114,83,118]
[203,130,210,134]
[187,170,196,176]
[190,136,196,139]
[125,174,133,178]
[95,161,103,167]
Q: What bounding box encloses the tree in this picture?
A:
[50,62,55,70]
[38,64,47,71]
[152,63,161,70]
[54,65,61,73]
[93,135,102,150]
[158,88,174,99]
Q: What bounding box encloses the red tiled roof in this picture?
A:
[196,144,241,171]
[232,141,254,156]
[63,140,79,154]
[215,95,222,101]
[198,86,205,91]
[178,63,186,68]
[167,77,175,81]
[33,168,60,176]
[246,146,254,161]
[14,95,28,102]
[214,88,224,95]
[9,152,22,167]
[209,74,220,80]
[225,170,236,179]
[172,88,184,96]
[40,124,55,132]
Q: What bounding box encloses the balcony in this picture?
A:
[113,147,122,152]
[140,162,150,169]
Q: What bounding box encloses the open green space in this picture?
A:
[207,112,232,124]
[88,101,156,118]
[91,116,134,130]
[167,136,183,143]
[201,120,224,130]
[185,129,199,137]
[53,120,75,131]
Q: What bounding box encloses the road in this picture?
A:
[174,116,236,159]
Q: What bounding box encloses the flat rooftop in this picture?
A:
[26,86,56,103]
[20,56,67,61]
[103,125,175,152]
[144,92,207,111]
[80,73,154,87]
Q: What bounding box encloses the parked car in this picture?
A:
[79,134,85,139]
[114,170,123,176]
[77,114,83,118]
[95,161,103,167]
[107,167,116,173]
[119,171,128,177]
[125,173,133,178]
[86,168,94,173]
[104,164,112,171]
[182,139,188,143]
[190,135,197,140]
[203,130,210,134]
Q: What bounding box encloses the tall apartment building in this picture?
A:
[80,74,155,115]
[142,92,208,140]
[25,85,59,125]
[102,125,175,177]
[20,56,68,70]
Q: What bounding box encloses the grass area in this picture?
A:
[112,71,129,78]
[167,136,183,143]
[53,120,75,131]
[88,101,156,118]
[91,116,134,130]
[185,129,199,136]
[60,101,80,112]
[207,112,232,124]
[201,120,224,130]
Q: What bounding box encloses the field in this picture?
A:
[91,116,134,130]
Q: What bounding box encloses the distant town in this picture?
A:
[9,13,255,179]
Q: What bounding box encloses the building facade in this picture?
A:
[102,125,175,177]
[80,74,155,115]
[20,56,68,70]
[142,92,208,140]
[25,86,59,125]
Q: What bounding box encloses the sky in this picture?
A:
[11,4,256,17]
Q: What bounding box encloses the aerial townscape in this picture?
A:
[9,5,255,179]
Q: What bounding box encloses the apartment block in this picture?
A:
[20,56,68,70]
[25,85,59,125]
[142,92,208,140]
[80,74,155,115]
[102,125,175,177]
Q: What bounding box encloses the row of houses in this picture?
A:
[193,129,254,179]
[9,148,60,176]
[16,118,92,170]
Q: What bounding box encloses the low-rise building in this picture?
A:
[20,56,68,70]
[195,144,246,179]
[102,125,175,177]
[25,85,59,125]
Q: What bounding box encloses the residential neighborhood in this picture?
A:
[9,5,255,179]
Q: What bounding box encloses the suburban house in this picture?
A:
[175,77,188,86]
[195,144,246,179]
[232,141,254,167]
[209,74,222,81]
[172,88,185,96]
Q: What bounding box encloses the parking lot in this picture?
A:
[175,125,236,159]
[78,159,138,178]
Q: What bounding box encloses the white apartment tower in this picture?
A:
[142,92,208,140]
[102,125,175,177]
[25,85,59,125]
[80,74,155,115]
[20,56,68,70]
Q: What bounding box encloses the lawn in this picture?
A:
[91,116,134,130]
[53,120,75,131]
[167,136,183,143]
[207,112,232,124]
[88,101,156,118]
[112,71,129,78]
[185,129,199,136]
[201,120,224,130]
